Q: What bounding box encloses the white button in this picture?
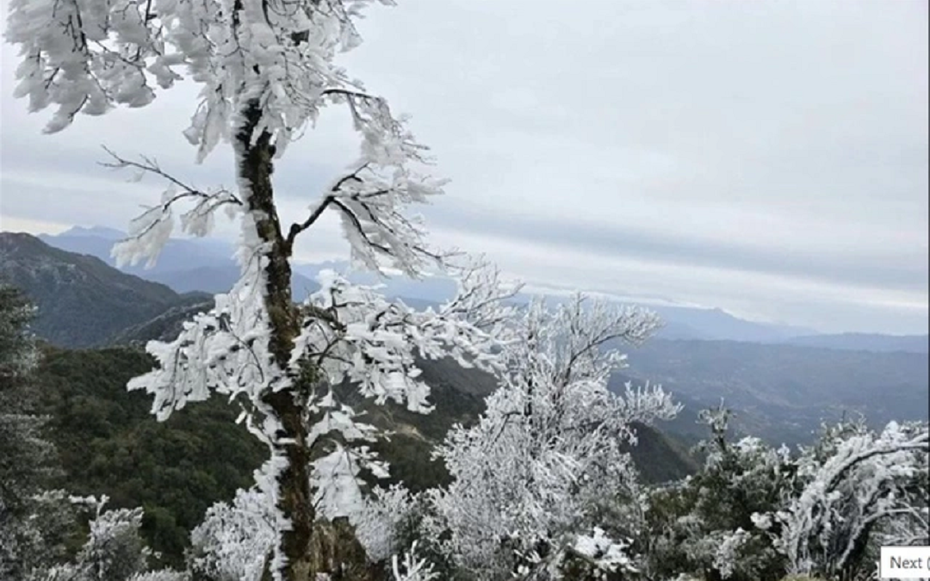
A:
[880,546,930,579]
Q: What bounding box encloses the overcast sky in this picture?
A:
[1,0,927,334]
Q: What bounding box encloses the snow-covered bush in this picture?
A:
[353,484,424,564]
[769,418,929,580]
[391,542,438,581]
[2,490,77,581]
[36,496,154,581]
[558,527,639,581]
[127,571,189,581]
[639,407,929,581]
[188,467,276,581]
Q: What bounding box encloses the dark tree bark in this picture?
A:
[236,102,314,580]
[237,101,376,581]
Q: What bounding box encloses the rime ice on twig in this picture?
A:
[391,541,438,581]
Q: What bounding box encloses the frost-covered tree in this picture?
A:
[769,418,929,581]
[0,285,47,503]
[5,2,518,578]
[0,284,43,512]
[1,489,77,581]
[425,295,679,580]
[639,407,930,581]
[0,284,38,379]
[36,495,184,581]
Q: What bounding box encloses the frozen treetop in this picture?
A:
[8,0,449,278]
[8,0,460,288]
[7,0,396,155]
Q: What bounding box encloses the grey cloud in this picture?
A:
[1,0,926,334]
[422,201,927,293]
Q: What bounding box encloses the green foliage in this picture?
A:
[31,346,267,568]
[620,422,700,484]
[636,407,793,581]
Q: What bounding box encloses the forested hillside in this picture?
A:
[31,346,266,568]
[0,233,208,348]
[27,341,697,566]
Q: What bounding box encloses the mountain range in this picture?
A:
[0,232,209,348]
[35,225,929,352]
[2,229,926,452]
[38,226,321,299]
[615,338,929,447]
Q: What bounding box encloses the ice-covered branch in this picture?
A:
[292,258,517,413]
[391,541,438,581]
[285,259,518,522]
[5,0,180,133]
[275,86,450,277]
[125,213,286,437]
[102,147,242,268]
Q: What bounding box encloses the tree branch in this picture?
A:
[99,145,243,207]
[285,196,333,254]
[284,164,369,253]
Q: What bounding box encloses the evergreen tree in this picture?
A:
[0,284,70,579]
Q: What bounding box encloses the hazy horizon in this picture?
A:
[2,222,924,338]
